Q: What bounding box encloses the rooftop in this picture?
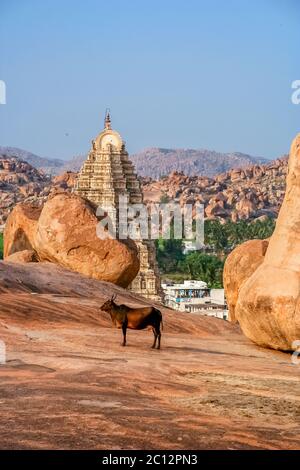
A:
[162,279,208,289]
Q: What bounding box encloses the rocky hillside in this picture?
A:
[61,154,85,173]
[0,155,76,228]
[130,148,268,179]
[0,146,64,175]
[0,152,287,228]
[0,156,51,227]
[0,145,269,178]
[0,148,85,175]
[143,157,288,221]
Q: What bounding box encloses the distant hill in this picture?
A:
[61,154,85,173]
[0,145,270,178]
[0,147,64,175]
[130,148,268,179]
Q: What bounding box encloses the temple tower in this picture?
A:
[74,112,162,301]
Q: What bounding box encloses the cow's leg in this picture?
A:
[156,325,161,350]
[151,327,157,349]
[122,321,127,346]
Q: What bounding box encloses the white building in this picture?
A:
[182,241,198,255]
[182,240,206,254]
[162,280,228,320]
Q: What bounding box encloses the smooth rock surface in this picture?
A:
[236,134,300,350]
[0,261,299,450]
[223,239,269,322]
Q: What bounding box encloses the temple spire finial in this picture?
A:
[104,108,111,130]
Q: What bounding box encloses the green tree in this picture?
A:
[179,252,224,288]
[155,236,184,273]
[204,220,229,254]
[155,216,275,286]
[204,218,275,254]
[160,193,170,203]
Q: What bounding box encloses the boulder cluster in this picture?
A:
[0,154,77,227]
[143,158,287,221]
[0,153,288,227]
[224,134,300,351]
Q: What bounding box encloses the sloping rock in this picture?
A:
[0,261,299,450]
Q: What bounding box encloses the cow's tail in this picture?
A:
[155,308,163,330]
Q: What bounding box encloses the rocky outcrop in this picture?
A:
[5,249,38,263]
[4,193,139,287]
[52,171,77,189]
[0,153,287,228]
[142,158,287,221]
[223,239,269,322]
[226,134,300,351]
[4,203,42,257]
[0,156,51,227]
[0,146,64,174]
[0,154,78,229]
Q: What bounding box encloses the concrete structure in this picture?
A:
[162,280,228,320]
[182,240,199,254]
[74,112,161,301]
[162,280,210,310]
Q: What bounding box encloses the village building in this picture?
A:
[162,279,228,320]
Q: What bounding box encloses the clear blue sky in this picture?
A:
[0,0,299,160]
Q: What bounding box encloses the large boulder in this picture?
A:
[4,193,140,288]
[52,171,78,189]
[223,239,269,322]
[235,197,256,220]
[233,134,300,350]
[4,203,42,257]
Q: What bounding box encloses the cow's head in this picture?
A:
[100,294,117,312]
